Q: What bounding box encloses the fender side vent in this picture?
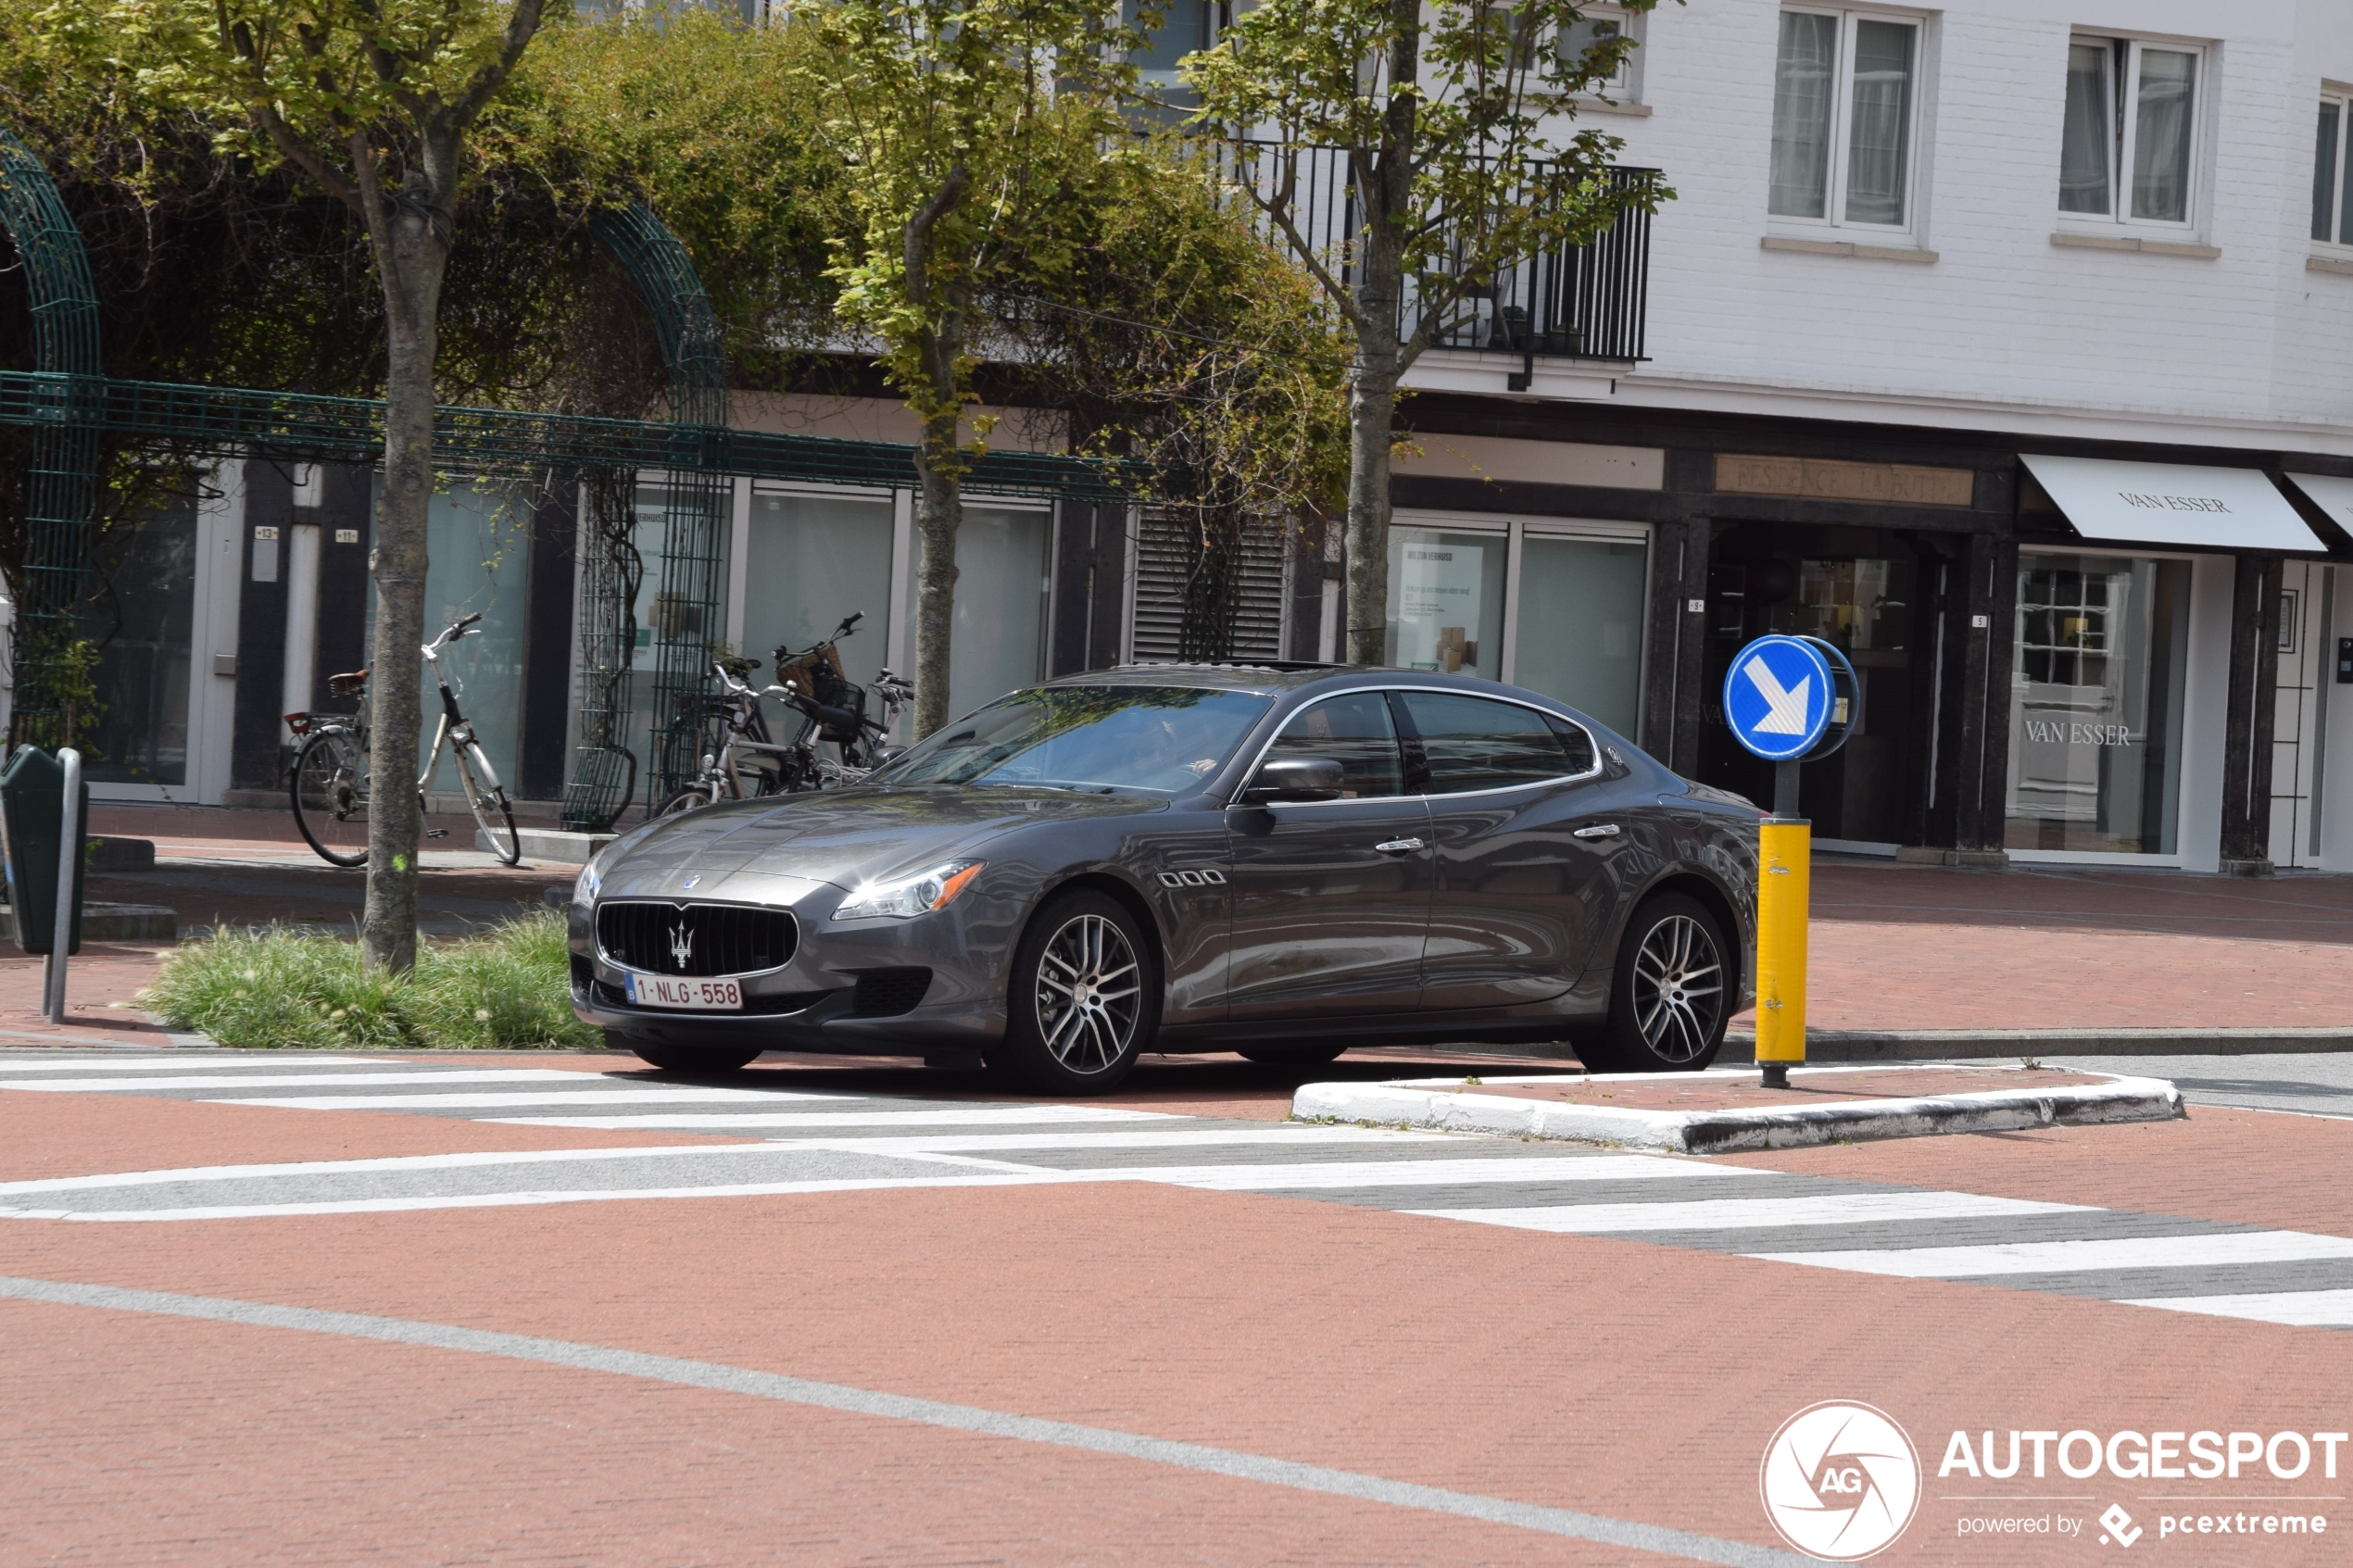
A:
[849,968,933,1018]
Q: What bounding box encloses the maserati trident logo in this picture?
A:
[668,921,695,972]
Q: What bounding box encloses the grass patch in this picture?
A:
[142,911,599,1050]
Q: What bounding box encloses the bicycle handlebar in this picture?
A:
[422,611,485,659]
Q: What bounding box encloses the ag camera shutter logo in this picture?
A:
[1760,1401,1921,1561]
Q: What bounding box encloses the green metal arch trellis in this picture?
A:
[0,127,104,747]
[0,133,1137,813]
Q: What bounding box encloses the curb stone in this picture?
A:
[1291,1068,2186,1154]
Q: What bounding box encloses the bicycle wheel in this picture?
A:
[654,785,716,818]
[458,745,522,865]
[291,729,371,867]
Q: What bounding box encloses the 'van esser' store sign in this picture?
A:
[2020,721,2134,747]
[2118,490,2231,513]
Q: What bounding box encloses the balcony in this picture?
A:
[1225,143,1655,370]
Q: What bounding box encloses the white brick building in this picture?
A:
[1356,0,2353,873]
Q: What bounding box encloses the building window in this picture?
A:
[2316,93,2353,247]
[2006,554,2193,857]
[1768,8,1922,232]
[2059,36,2203,227]
[1561,7,1635,97]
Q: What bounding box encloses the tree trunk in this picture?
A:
[1340,0,1421,667]
[1341,365,1398,665]
[912,395,963,739]
[361,192,452,974]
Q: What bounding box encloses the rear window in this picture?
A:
[1398,692,1594,795]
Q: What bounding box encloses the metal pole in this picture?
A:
[1756,759,1806,1090]
[43,746,78,1025]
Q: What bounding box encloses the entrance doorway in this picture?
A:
[1701,526,1925,847]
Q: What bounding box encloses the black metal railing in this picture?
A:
[1224,143,1655,364]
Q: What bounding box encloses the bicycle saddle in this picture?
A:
[326,668,371,696]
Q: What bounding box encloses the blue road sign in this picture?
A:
[1723,635,1837,760]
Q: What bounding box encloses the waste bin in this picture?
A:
[1,746,85,956]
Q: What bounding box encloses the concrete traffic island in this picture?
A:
[1292,1064,2185,1155]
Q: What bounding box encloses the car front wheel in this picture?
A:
[992,891,1156,1094]
[1585,893,1730,1073]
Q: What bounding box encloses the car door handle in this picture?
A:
[1572,823,1621,839]
[1373,837,1426,854]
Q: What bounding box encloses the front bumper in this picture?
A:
[566,872,1013,1052]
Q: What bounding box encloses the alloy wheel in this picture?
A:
[1034,913,1142,1075]
[1630,914,1724,1064]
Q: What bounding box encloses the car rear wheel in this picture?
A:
[1235,1044,1347,1069]
[622,1039,764,1074]
[992,891,1156,1094]
[1584,893,1730,1073]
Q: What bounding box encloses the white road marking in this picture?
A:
[1411,1192,2092,1234]
[1133,1156,1767,1190]
[1749,1230,2353,1277]
[0,1142,836,1196]
[208,1089,837,1110]
[0,1056,375,1073]
[449,1105,1179,1126]
[483,1124,1453,1151]
[2118,1289,2353,1327]
[4,1070,689,1093]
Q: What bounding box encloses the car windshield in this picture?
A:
[876,685,1271,795]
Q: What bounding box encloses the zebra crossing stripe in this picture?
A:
[1412,1192,2095,1234]
[1749,1231,2353,1278]
[2118,1288,2353,1327]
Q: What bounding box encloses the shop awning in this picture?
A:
[2019,455,2327,553]
[2284,472,2353,544]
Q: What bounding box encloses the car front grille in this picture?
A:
[597,901,798,977]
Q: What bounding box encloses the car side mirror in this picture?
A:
[1242,757,1345,803]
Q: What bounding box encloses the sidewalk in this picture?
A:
[15,807,2353,1045]
[1774,859,2353,1032]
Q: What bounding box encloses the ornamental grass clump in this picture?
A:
[142,911,596,1050]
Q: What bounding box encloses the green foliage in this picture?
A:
[789,0,1144,428]
[141,911,599,1049]
[1185,0,1667,355]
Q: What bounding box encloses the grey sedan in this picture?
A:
[568,665,1760,1091]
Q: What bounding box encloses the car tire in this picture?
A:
[623,1039,765,1074]
[1235,1044,1347,1069]
[1583,893,1730,1073]
[991,890,1158,1094]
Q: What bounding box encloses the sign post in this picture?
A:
[1719,635,1859,1089]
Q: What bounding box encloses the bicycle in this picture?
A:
[654,613,913,817]
[284,611,523,868]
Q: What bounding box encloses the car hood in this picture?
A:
[598,785,1170,897]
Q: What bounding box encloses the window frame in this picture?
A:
[1767,5,1929,242]
[2316,88,2353,254]
[2057,33,2209,234]
[1234,685,1604,808]
[1560,5,1639,101]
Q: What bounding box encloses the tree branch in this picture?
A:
[447,0,547,129]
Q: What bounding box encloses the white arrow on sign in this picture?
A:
[1743,654,1813,735]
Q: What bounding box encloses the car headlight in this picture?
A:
[834,859,985,921]
[573,855,602,907]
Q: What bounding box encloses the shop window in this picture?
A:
[1386,528,1506,680]
[2316,94,2353,248]
[909,504,1051,720]
[1768,7,1923,232]
[2059,37,2204,228]
[1513,535,1647,736]
[742,492,894,686]
[81,499,198,786]
[2006,554,2192,856]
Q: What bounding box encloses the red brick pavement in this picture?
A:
[0,1083,2349,1563]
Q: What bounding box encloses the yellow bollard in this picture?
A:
[1755,818,1810,1088]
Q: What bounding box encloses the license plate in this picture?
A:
[623,972,743,1010]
